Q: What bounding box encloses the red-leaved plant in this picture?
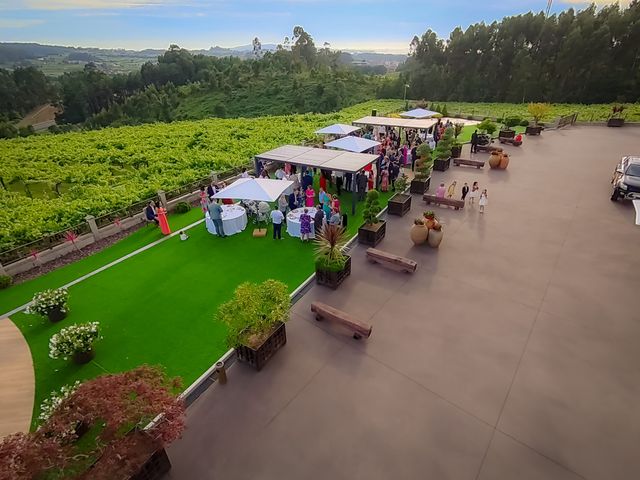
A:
[64,230,80,250]
[0,365,185,480]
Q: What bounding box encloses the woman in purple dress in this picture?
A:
[300,208,312,242]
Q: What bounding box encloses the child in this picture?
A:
[447,181,457,198]
[461,182,469,201]
[469,181,479,205]
[479,189,488,213]
[199,186,207,212]
[179,230,189,241]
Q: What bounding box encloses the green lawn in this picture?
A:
[1,182,392,428]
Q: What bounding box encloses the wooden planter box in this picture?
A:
[607,118,625,127]
[316,255,351,290]
[433,157,451,172]
[358,221,386,247]
[410,176,430,194]
[499,129,515,139]
[387,194,411,216]
[129,448,172,480]
[236,321,287,371]
[450,145,462,158]
[525,125,542,135]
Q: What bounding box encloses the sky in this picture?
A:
[0,0,632,53]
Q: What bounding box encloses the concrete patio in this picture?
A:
[165,125,640,480]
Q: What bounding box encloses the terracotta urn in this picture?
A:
[427,227,444,248]
[410,222,429,245]
[499,153,510,169]
[489,151,501,169]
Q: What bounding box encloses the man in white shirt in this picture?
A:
[270,208,284,239]
[274,166,285,180]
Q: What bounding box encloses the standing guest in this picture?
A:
[275,165,286,180]
[207,181,217,199]
[284,163,291,175]
[295,188,304,208]
[331,194,341,212]
[389,161,400,191]
[447,181,457,198]
[319,187,330,211]
[256,160,264,176]
[207,199,226,238]
[380,168,389,192]
[278,194,288,213]
[329,209,342,226]
[199,186,208,212]
[411,144,418,171]
[299,208,312,242]
[289,172,301,191]
[470,130,479,154]
[335,171,343,195]
[314,205,325,234]
[288,189,298,211]
[145,201,159,226]
[302,170,313,191]
[157,206,171,235]
[305,185,315,207]
[270,208,285,239]
[479,189,488,213]
[319,171,327,191]
[345,172,353,192]
[461,182,470,201]
[241,168,250,178]
[435,183,446,198]
[401,143,408,166]
[357,171,368,200]
[260,169,270,179]
[469,181,479,205]
[367,169,375,191]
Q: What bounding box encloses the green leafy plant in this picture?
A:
[504,116,521,129]
[434,126,454,159]
[49,322,100,360]
[453,122,464,139]
[424,210,435,220]
[415,143,433,179]
[611,104,625,119]
[174,201,191,213]
[314,224,348,271]
[394,173,409,192]
[362,189,382,225]
[478,119,497,135]
[26,288,69,317]
[216,280,290,348]
[527,103,551,126]
[0,275,12,289]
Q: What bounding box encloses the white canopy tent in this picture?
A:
[212,178,293,202]
[400,108,439,119]
[352,116,438,130]
[315,124,361,135]
[325,136,381,153]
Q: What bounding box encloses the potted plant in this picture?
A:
[433,126,454,171]
[387,173,411,216]
[450,122,465,158]
[478,118,497,137]
[26,288,70,323]
[358,190,386,246]
[216,279,290,371]
[526,103,550,135]
[499,117,520,139]
[411,143,433,194]
[410,218,429,245]
[49,321,100,364]
[607,105,625,127]
[314,224,351,289]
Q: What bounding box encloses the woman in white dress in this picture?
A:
[469,181,479,205]
[479,189,488,213]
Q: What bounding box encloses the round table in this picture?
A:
[286,207,317,239]
[205,205,247,236]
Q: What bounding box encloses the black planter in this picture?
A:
[47,306,67,323]
[358,220,386,247]
[433,157,451,172]
[410,176,430,194]
[73,349,95,365]
[450,145,462,158]
[130,448,172,480]
[387,194,411,216]
[316,255,351,289]
[236,321,287,371]
[525,125,542,135]
[499,129,515,139]
[607,118,624,127]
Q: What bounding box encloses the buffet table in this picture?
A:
[205,204,247,236]
[286,207,317,239]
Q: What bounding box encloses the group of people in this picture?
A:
[435,180,489,213]
[144,200,171,234]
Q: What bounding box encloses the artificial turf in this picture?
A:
[1,182,392,428]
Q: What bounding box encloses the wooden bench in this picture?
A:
[453,158,484,169]
[499,137,522,146]
[366,248,417,273]
[476,144,502,153]
[423,195,465,210]
[310,302,372,340]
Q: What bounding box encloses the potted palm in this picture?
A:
[26,288,69,323]
[49,321,100,364]
[387,173,411,216]
[433,127,454,171]
[526,103,550,135]
[216,279,290,371]
[410,143,433,194]
[450,122,465,158]
[607,105,625,127]
[358,190,386,246]
[499,117,519,139]
[315,224,351,289]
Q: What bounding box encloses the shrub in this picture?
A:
[362,190,382,225]
[216,280,290,348]
[434,127,454,159]
[315,224,348,271]
[504,116,521,128]
[174,201,191,214]
[26,288,69,317]
[453,122,465,138]
[527,103,551,125]
[394,173,409,192]
[38,381,81,423]
[478,119,497,135]
[519,119,530,127]
[49,322,100,360]
[0,275,12,289]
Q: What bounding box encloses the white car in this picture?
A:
[611,156,640,201]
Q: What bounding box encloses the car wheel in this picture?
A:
[610,188,620,201]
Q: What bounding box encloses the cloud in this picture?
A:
[22,0,199,9]
[0,18,45,28]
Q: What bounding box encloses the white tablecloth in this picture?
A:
[205,205,247,236]
[286,207,317,238]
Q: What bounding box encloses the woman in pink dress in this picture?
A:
[157,207,171,235]
[380,168,389,192]
[305,185,315,207]
[331,194,340,212]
